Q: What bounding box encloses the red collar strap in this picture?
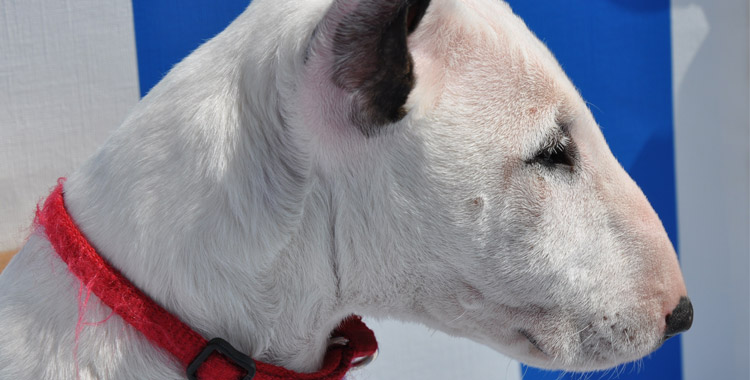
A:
[36,180,378,380]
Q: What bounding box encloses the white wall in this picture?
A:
[0,0,140,251]
[358,319,521,380]
[671,1,750,379]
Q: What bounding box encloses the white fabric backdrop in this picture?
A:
[0,0,140,252]
[671,1,750,379]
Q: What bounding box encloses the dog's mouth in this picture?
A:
[518,329,547,356]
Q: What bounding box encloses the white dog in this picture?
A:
[0,0,692,379]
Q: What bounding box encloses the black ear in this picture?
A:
[316,0,431,136]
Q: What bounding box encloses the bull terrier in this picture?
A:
[0,0,692,378]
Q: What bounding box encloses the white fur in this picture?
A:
[0,0,687,378]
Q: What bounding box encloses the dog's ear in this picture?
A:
[306,0,431,136]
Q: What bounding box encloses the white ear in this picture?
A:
[305,0,431,136]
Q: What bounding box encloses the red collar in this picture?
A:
[36,179,378,380]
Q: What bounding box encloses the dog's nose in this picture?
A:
[664,296,693,339]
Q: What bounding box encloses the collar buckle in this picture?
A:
[187,338,256,380]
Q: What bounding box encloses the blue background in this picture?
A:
[131,0,249,97]
[131,1,680,379]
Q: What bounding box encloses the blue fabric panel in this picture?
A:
[131,0,249,97]
[504,1,681,379]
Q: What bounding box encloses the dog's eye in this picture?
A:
[529,138,575,169]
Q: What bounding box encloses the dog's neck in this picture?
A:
[47,7,362,375]
[2,3,434,376]
[61,169,348,374]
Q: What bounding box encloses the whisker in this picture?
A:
[446,309,467,325]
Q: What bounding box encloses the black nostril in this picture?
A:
[665,296,694,338]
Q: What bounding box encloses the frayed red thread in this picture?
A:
[73,282,92,380]
[72,279,115,380]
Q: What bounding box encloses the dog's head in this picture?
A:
[284,0,690,371]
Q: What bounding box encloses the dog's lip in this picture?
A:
[518,329,547,356]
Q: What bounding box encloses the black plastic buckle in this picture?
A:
[187,338,256,380]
